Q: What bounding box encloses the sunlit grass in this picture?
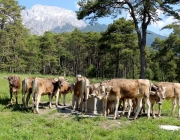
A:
[0,73,180,140]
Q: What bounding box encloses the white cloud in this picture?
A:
[151,16,177,28]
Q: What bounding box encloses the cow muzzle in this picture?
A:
[96,96,102,100]
[158,101,162,105]
[91,93,96,97]
[12,88,17,93]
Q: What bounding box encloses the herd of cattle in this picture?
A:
[3,75,180,120]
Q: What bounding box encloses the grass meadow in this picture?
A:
[0,72,180,140]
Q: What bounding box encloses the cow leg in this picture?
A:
[55,91,59,107]
[32,93,35,112]
[72,94,76,111]
[80,90,84,112]
[35,94,41,114]
[134,97,143,120]
[127,99,132,119]
[151,102,155,118]
[15,91,18,104]
[171,97,176,115]
[58,93,61,105]
[84,90,89,114]
[158,104,162,117]
[25,92,31,108]
[144,97,151,119]
[63,94,66,106]
[78,95,82,111]
[132,99,137,116]
[102,98,107,117]
[48,94,53,109]
[140,99,146,115]
[83,94,89,114]
[121,99,127,117]
[177,97,180,118]
[22,92,26,108]
[113,96,119,120]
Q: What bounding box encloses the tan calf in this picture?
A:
[32,77,65,114]
[72,75,90,113]
[155,82,180,118]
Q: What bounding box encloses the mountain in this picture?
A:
[21,4,86,35]
[21,4,167,46]
[81,23,107,32]
[146,30,166,46]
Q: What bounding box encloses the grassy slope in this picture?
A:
[0,73,179,140]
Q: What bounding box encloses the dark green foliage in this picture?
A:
[99,18,138,78]
[0,0,180,81]
[76,0,180,79]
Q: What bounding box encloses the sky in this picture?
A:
[17,0,177,36]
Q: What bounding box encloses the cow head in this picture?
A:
[90,82,112,100]
[76,74,83,82]
[150,85,166,105]
[68,83,75,93]
[6,75,20,93]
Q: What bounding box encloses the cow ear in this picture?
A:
[54,78,58,82]
[150,91,156,95]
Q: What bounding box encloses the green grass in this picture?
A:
[0,73,180,140]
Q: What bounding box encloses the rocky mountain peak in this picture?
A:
[21,4,86,35]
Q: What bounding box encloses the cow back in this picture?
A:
[109,79,139,98]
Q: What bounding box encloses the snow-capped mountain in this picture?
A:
[21,4,86,35]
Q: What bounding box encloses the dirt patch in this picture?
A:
[100,120,121,130]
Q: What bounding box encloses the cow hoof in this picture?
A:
[33,110,39,114]
[152,116,156,119]
[133,117,137,120]
[113,117,116,120]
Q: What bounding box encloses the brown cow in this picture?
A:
[57,81,74,106]
[32,77,65,114]
[4,75,21,105]
[154,82,180,118]
[91,79,166,120]
[72,75,90,113]
[22,77,34,108]
[128,85,166,118]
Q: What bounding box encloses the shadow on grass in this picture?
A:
[0,97,10,106]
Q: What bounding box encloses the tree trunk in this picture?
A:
[139,44,146,79]
[139,26,147,79]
